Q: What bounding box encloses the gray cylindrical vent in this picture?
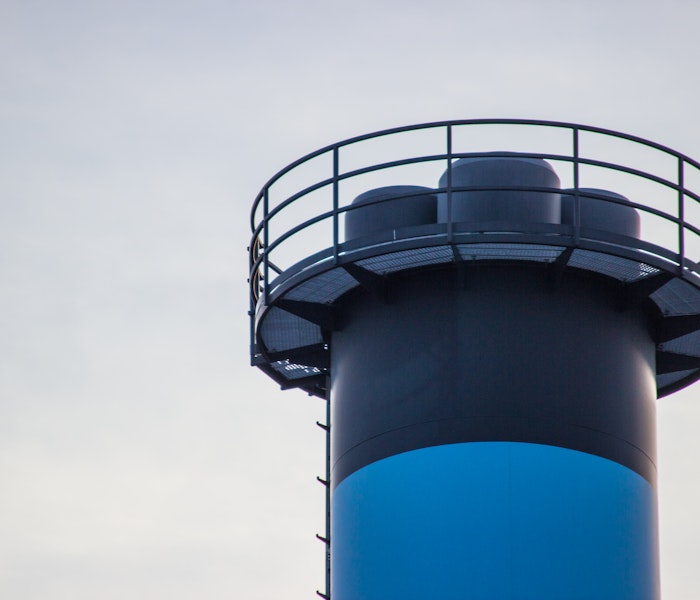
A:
[561,188,640,239]
[344,185,436,241]
[437,154,561,224]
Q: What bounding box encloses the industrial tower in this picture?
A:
[248,120,700,599]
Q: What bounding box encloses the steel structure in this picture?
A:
[247,119,700,599]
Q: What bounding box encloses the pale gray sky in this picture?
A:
[1,0,699,598]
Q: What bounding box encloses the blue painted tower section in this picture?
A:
[333,443,657,600]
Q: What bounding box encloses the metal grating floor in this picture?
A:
[568,249,661,283]
[256,241,700,397]
[284,267,358,304]
[651,277,700,316]
[656,369,699,390]
[270,359,324,380]
[455,243,563,262]
[357,246,454,274]
[258,307,323,353]
[660,331,700,357]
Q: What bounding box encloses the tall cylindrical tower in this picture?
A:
[248,120,700,600]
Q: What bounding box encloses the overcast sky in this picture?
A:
[1,1,699,598]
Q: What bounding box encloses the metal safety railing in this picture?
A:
[248,120,700,318]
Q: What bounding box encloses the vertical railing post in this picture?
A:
[333,147,340,265]
[573,127,581,246]
[678,156,685,277]
[249,285,256,361]
[447,124,454,243]
[248,233,256,362]
[263,188,270,306]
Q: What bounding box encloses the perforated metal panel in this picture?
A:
[284,267,359,304]
[455,243,563,262]
[656,369,698,390]
[651,278,700,316]
[258,307,323,353]
[660,331,700,357]
[357,246,453,274]
[270,359,324,380]
[568,249,660,282]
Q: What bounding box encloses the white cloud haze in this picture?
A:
[1,0,699,598]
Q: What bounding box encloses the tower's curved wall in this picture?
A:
[330,267,659,599]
